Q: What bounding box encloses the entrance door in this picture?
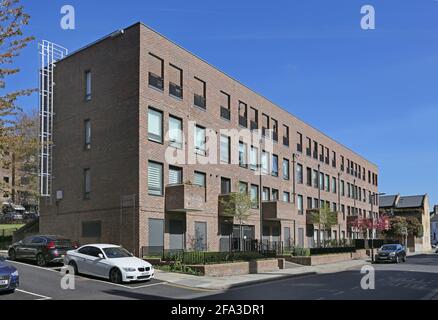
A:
[169,219,185,250]
[148,219,164,255]
[298,228,304,248]
[194,222,207,251]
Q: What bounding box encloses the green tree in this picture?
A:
[384,216,408,238]
[309,203,338,247]
[406,216,423,238]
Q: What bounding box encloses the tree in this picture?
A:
[220,185,254,251]
[383,216,408,239]
[309,204,338,247]
[406,216,423,238]
[0,0,35,165]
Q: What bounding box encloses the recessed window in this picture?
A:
[220,91,231,120]
[261,151,270,175]
[262,187,270,201]
[283,159,290,180]
[169,64,183,98]
[194,125,206,156]
[169,116,183,149]
[325,147,329,165]
[85,70,92,101]
[148,108,163,143]
[283,125,289,147]
[84,168,91,199]
[220,135,231,164]
[283,192,290,203]
[332,177,337,194]
[272,154,278,177]
[148,53,164,91]
[272,189,279,201]
[332,151,336,168]
[271,119,278,142]
[306,138,312,156]
[297,195,304,215]
[169,166,183,185]
[193,77,206,109]
[239,181,248,193]
[262,114,269,137]
[194,171,206,188]
[296,163,303,184]
[3,176,9,184]
[250,185,259,209]
[82,221,101,238]
[239,142,248,168]
[148,161,163,196]
[250,107,258,131]
[84,119,91,150]
[312,170,319,188]
[250,146,258,171]
[221,177,231,195]
[238,101,248,128]
[297,132,303,153]
[325,175,330,192]
[313,141,318,160]
[306,167,312,187]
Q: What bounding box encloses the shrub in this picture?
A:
[310,247,356,255]
[291,247,310,257]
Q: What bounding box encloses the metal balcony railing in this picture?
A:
[220,106,231,120]
[169,82,183,98]
[194,94,206,109]
[149,72,163,90]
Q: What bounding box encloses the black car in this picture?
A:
[8,235,77,267]
[374,244,407,263]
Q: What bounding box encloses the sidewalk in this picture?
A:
[155,259,370,290]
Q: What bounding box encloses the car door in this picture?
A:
[29,236,47,260]
[74,246,92,275]
[86,247,111,278]
[16,236,34,259]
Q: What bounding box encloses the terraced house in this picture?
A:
[40,22,379,255]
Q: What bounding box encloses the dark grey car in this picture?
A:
[375,244,407,263]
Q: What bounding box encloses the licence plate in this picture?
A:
[141,273,149,277]
[0,280,9,285]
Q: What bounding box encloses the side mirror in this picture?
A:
[98,253,104,259]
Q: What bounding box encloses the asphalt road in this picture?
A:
[204,254,438,300]
[0,254,437,300]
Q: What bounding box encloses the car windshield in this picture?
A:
[103,247,132,258]
[381,245,397,251]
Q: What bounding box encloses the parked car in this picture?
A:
[0,256,19,293]
[8,235,77,267]
[3,211,23,222]
[23,211,39,220]
[64,244,154,284]
[374,244,407,263]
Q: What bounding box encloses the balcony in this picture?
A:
[262,200,294,221]
[220,106,231,120]
[239,115,248,128]
[194,94,206,109]
[169,82,183,98]
[149,72,163,91]
[165,184,205,212]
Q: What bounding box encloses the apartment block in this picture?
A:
[39,22,379,255]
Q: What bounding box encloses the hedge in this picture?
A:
[162,250,277,265]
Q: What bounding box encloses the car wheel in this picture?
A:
[36,253,47,267]
[109,268,123,284]
[68,261,79,275]
[8,249,16,261]
[402,256,407,263]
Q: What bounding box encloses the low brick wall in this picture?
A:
[188,259,279,277]
[286,250,370,266]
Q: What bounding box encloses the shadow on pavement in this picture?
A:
[101,289,172,300]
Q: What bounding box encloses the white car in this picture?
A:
[64,244,154,283]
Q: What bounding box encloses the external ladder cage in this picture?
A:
[39,41,68,197]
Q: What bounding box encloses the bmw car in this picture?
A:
[0,256,19,293]
[64,244,154,284]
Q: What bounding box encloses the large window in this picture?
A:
[306,137,312,156]
[297,132,303,153]
[169,116,183,149]
[250,107,258,130]
[325,174,330,192]
[332,177,337,194]
[306,167,312,186]
[193,77,206,109]
[319,172,324,190]
[221,177,231,195]
[283,159,290,180]
[272,189,279,201]
[250,185,259,208]
[262,187,270,201]
[169,64,183,98]
[283,125,289,147]
[220,135,231,164]
[220,91,231,120]
[239,142,248,168]
[239,101,248,127]
[84,168,91,199]
[341,180,345,196]
[169,166,182,185]
[148,108,163,143]
[271,154,279,177]
[250,146,258,171]
[194,171,206,187]
[313,141,318,159]
[194,125,206,156]
[148,53,164,90]
[283,192,290,203]
[85,70,92,101]
[272,119,278,142]
[297,195,304,215]
[148,161,163,196]
[296,164,303,184]
[261,151,269,174]
[312,170,319,188]
[84,119,91,150]
[262,114,269,137]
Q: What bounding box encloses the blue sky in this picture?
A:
[10,0,438,207]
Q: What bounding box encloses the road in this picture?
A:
[0,254,437,300]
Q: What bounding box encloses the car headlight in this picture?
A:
[11,270,18,277]
[389,252,396,256]
[123,267,136,272]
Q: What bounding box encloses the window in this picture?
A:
[250,107,258,130]
[261,151,269,174]
[332,151,336,168]
[262,114,269,137]
[325,147,329,165]
[220,135,231,164]
[368,170,371,183]
[148,161,163,196]
[221,177,231,195]
[3,176,9,184]
[148,108,163,143]
[272,119,278,142]
[319,144,324,162]
[307,197,313,209]
[297,195,304,215]
[347,159,351,174]
[262,187,270,201]
[84,168,91,199]
[325,174,330,192]
[306,167,312,186]
[332,177,337,194]
[313,141,318,159]
[148,53,164,90]
[169,166,182,185]
[341,180,345,196]
[239,181,248,193]
[194,125,206,156]
[332,203,337,213]
[283,159,290,180]
[250,146,258,171]
[239,142,248,168]
[169,116,183,149]
[250,185,259,208]
[296,164,303,184]
[319,172,324,190]
[271,154,279,177]
[84,119,91,150]
[194,171,206,187]
[306,138,312,156]
[272,189,279,201]
[312,170,318,188]
[297,132,303,153]
[220,91,231,120]
[82,221,101,238]
[239,101,248,127]
[283,125,289,147]
[283,192,290,203]
[193,77,206,109]
[85,70,92,101]
[314,198,319,209]
[169,64,183,98]
[347,183,351,198]
[341,156,345,171]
